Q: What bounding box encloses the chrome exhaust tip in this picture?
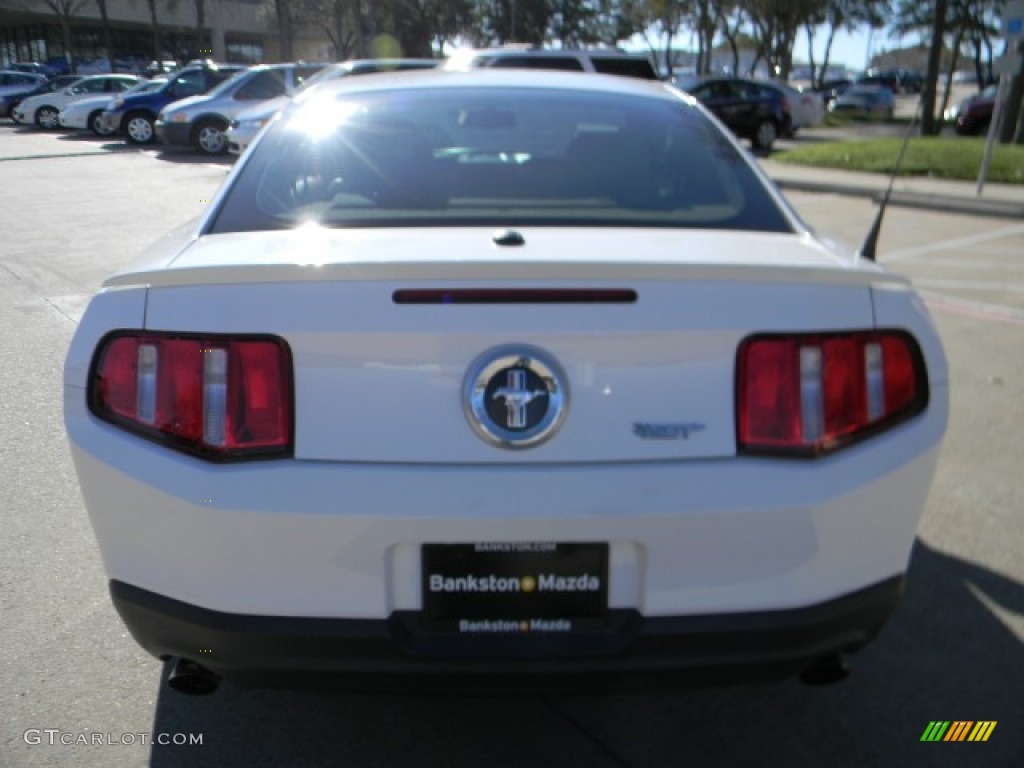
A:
[166,657,220,696]
[799,653,851,686]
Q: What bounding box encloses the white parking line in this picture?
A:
[922,292,1024,327]
[884,223,1024,263]
[903,258,1024,271]
[915,278,1024,294]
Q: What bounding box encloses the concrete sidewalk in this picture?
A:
[760,158,1024,220]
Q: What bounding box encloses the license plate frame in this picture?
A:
[421,542,609,634]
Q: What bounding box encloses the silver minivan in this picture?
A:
[155,63,326,155]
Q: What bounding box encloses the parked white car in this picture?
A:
[786,84,826,130]
[65,70,948,696]
[13,74,141,128]
[760,80,825,133]
[59,78,166,135]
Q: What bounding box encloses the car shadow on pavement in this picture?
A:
[146,539,1023,767]
[56,131,105,142]
[150,148,235,166]
[53,133,139,151]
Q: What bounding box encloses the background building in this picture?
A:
[0,0,330,72]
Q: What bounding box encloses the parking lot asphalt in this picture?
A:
[1,124,1021,768]
[0,123,135,161]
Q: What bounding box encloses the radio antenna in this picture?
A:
[859,98,923,262]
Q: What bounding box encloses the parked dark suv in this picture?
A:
[674,76,790,151]
[99,61,246,144]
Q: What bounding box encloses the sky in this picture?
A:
[632,23,926,76]
[802,24,931,73]
[804,26,875,72]
[764,23,932,73]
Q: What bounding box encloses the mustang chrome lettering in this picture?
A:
[633,422,707,440]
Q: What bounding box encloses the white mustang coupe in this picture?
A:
[64,69,948,695]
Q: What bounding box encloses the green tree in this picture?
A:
[471,0,550,44]
[814,0,888,86]
[391,0,472,56]
[548,0,624,46]
[894,0,999,131]
[622,0,690,77]
[746,0,824,79]
[716,3,752,75]
[920,0,948,134]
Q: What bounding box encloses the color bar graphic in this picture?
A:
[921,721,950,741]
[968,722,997,742]
[944,722,973,741]
[921,721,996,742]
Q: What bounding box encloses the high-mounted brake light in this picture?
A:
[737,331,927,456]
[90,332,293,460]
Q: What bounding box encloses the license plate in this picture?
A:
[421,542,608,634]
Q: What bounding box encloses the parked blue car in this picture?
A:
[0,71,48,118]
[98,61,245,144]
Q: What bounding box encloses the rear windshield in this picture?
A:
[591,57,658,80]
[484,55,585,72]
[209,87,792,234]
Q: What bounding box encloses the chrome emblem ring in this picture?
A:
[464,346,568,449]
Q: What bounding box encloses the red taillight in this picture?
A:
[90,332,293,460]
[98,336,139,419]
[226,341,292,450]
[737,332,927,456]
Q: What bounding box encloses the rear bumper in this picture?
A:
[58,111,85,129]
[112,576,904,691]
[98,110,122,134]
[226,125,258,155]
[155,120,190,147]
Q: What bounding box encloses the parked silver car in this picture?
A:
[828,85,895,120]
[225,59,438,156]
[155,63,326,155]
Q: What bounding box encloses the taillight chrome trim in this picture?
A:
[736,330,929,458]
[88,331,294,463]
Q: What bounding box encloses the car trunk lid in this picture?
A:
[132,228,891,463]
